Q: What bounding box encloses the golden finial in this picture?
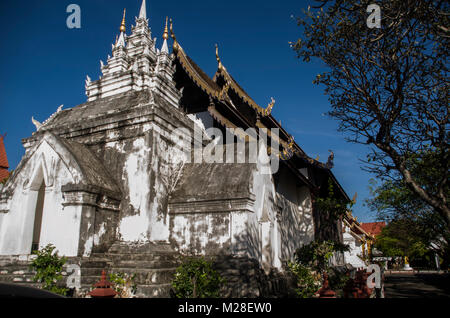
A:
[352,192,358,204]
[169,18,176,41]
[215,44,224,72]
[169,18,179,52]
[315,155,320,161]
[119,9,126,33]
[163,16,169,40]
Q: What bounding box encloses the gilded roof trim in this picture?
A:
[170,19,220,98]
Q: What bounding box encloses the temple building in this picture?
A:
[0,1,350,297]
[342,211,374,269]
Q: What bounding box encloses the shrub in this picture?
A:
[30,244,68,296]
[109,272,137,298]
[287,261,321,298]
[294,240,349,273]
[171,257,225,298]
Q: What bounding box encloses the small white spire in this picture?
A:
[116,31,126,48]
[161,16,169,54]
[139,0,147,20]
[161,39,168,54]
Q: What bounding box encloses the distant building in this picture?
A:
[0,135,9,182]
[360,222,386,238]
[342,212,376,269]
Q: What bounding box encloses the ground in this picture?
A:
[384,273,450,298]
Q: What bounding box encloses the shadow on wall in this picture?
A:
[277,189,315,262]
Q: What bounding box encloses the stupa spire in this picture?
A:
[119,8,126,33]
[161,17,169,53]
[116,9,127,48]
[139,0,147,20]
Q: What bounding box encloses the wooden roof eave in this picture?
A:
[173,42,220,99]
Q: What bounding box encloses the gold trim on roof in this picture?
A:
[218,80,231,101]
[169,18,179,52]
[214,47,274,116]
[215,44,225,73]
[262,97,275,117]
[170,19,220,98]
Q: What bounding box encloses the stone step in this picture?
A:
[0,275,36,283]
[80,275,107,286]
[109,268,177,285]
[111,259,180,269]
[107,243,177,255]
[80,267,106,277]
[104,253,180,262]
[80,259,111,268]
[135,283,173,298]
[0,268,35,275]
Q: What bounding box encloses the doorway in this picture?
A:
[31,182,45,253]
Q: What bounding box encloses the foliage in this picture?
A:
[327,267,349,297]
[30,244,68,296]
[171,257,225,298]
[375,219,445,268]
[315,178,353,224]
[366,151,450,264]
[109,272,137,298]
[289,240,350,298]
[287,261,322,298]
[294,240,349,272]
[291,0,449,227]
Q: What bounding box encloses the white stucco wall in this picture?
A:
[343,228,366,269]
[0,138,83,256]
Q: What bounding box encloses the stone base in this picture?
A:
[403,264,413,271]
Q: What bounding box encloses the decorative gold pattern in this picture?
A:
[215,44,225,72]
[279,135,295,161]
[169,18,179,52]
[169,19,219,97]
[218,80,231,100]
[163,17,169,40]
[119,9,126,33]
[262,97,275,117]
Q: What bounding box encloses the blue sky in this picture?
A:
[0,0,378,222]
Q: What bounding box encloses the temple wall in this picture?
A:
[170,212,233,255]
[274,167,315,263]
[94,114,190,244]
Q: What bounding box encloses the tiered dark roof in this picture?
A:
[170,28,350,201]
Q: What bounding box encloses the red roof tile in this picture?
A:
[0,168,8,182]
[360,222,386,237]
[0,136,8,169]
[0,136,9,182]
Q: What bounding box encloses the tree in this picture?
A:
[375,219,442,268]
[291,0,449,227]
[366,155,450,264]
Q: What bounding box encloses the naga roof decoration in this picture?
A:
[169,19,336,167]
[170,19,221,98]
[214,44,274,118]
